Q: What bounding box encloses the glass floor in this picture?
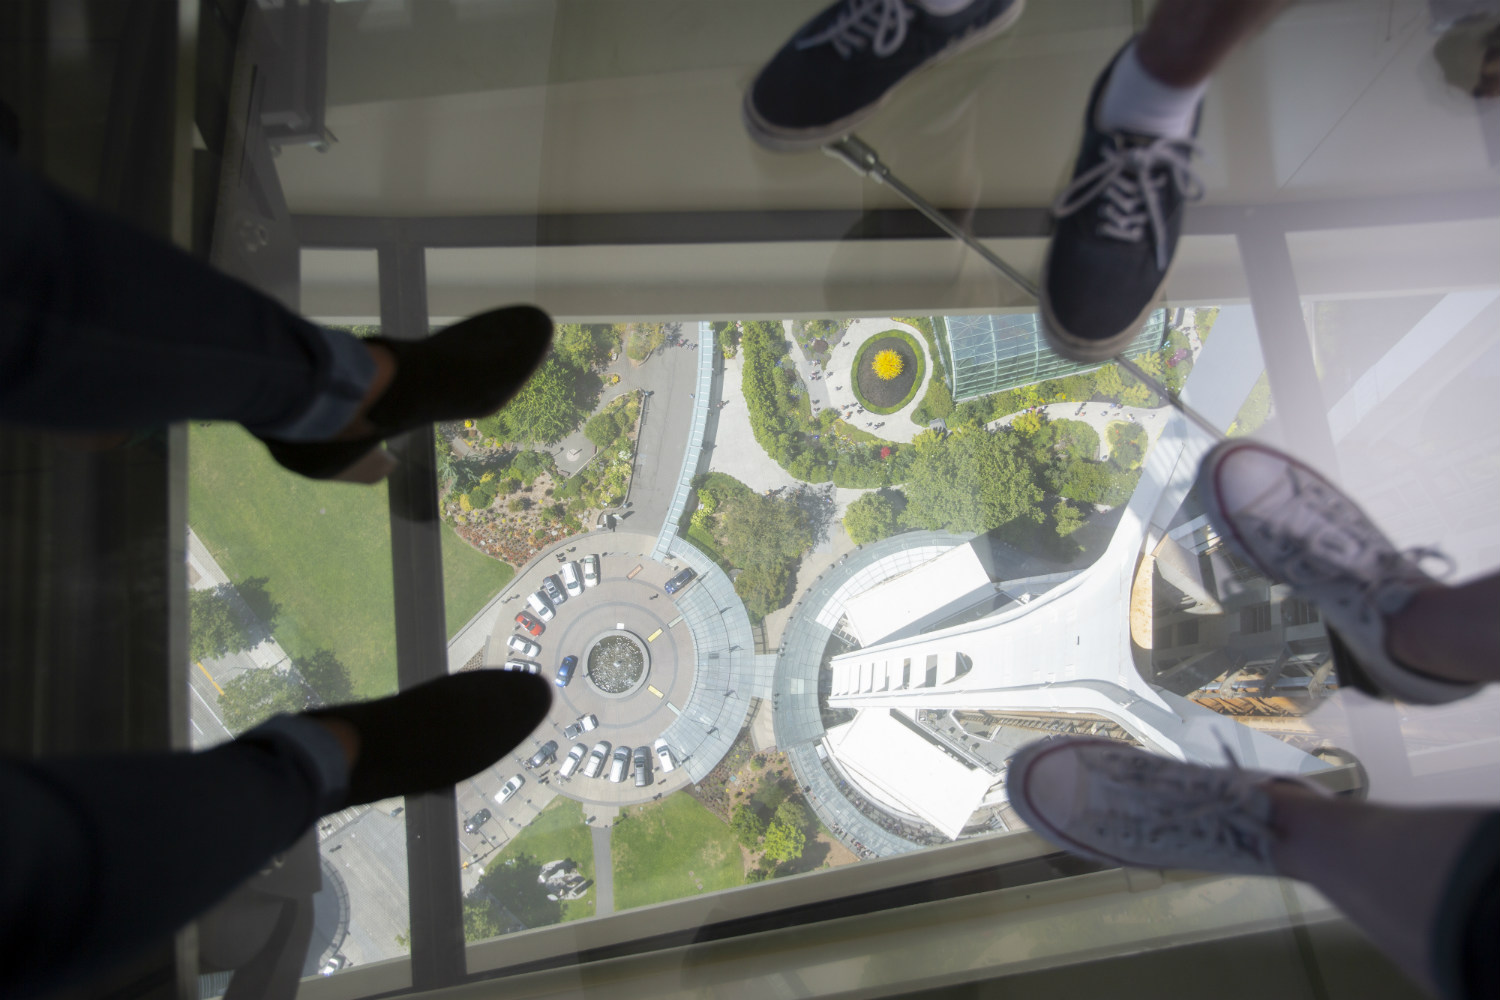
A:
[11,0,1500,996]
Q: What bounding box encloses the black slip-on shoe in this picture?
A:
[744,0,1024,152]
[307,670,552,809]
[263,304,553,481]
[1040,46,1204,363]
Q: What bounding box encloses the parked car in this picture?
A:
[564,713,598,740]
[609,745,631,783]
[653,737,676,773]
[463,808,492,834]
[584,741,611,779]
[503,659,540,674]
[581,554,599,588]
[558,743,587,779]
[542,575,566,606]
[560,561,583,597]
[507,634,541,658]
[319,955,349,977]
[495,774,524,804]
[527,592,555,621]
[526,740,558,769]
[664,567,697,594]
[515,611,544,636]
[556,654,578,688]
[633,745,651,788]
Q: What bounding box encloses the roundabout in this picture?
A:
[487,555,700,807]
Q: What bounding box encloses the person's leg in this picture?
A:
[1199,438,1489,705]
[1387,574,1500,684]
[0,715,348,998]
[1269,785,1499,999]
[1,669,550,997]
[0,150,376,441]
[1008,737,1500,1000]
[1041,0,1289,362]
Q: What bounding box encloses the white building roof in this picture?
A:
[824,709,997,840]
[843,542,991,645]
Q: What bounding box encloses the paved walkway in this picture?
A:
[812,317,933,443]
[590,825,615,916]
[709,350,870,521]
[989,400,1172,461]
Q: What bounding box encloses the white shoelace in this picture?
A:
[1052,135,1204,272]
[796,0,914,59]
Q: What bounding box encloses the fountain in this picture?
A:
[584,630,650,698]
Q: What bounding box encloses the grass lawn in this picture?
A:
[189,424,513,696]
[613,792,744,910]
[488,797,596,922]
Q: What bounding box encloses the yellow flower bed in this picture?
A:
[872,348,904,381]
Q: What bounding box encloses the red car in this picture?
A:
[515,611,544,636]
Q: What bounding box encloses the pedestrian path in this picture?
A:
[590,824,615,916]
[813,317,933,443]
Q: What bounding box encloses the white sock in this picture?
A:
[1096,41,1207,139]
[915,0,976,17]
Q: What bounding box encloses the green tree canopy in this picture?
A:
[483,357,588,445]
[901,426,1045,535]
[730,803,768,850]
[842,490,900,545]
[761,818,807,865]
[218,667,307,733]
[1053,499,1085,537]
[554,323,620,371]
[733,563,793,621]
[189,587,253,663]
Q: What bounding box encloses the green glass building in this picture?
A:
[942,310,1167,401]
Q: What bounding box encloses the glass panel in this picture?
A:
[201,0,1500,990]
[187,253,409,988]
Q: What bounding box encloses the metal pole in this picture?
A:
[822,134,1225,441]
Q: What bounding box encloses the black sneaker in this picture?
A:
[1040,47,1204,363]
[744,0,1025,152]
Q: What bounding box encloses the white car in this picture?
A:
[581,555,599,588]
[563,714,599,741]
[507,635,541,658]
[608,745,631,783]
[503,659,540,674]
[526,592,555,621]
[558,743,587,779]
[653,737,677,773]
[560,561,583,597]
[583,741,611,779]
[495,774,524,805]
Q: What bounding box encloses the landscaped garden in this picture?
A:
[851,329,925,414]
[464,797,596,940]
[680,472,812,620]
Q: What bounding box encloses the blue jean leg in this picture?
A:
[0,152,372,441]
[0,716,348,998]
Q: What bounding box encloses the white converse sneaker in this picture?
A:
[1007,737,1312,876]
[1199,440,1478,706]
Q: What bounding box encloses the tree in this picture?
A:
[761,818,807,864]
[731,803,768,850]
[488,357,587,445]
[295,648,353,706]
[1046,418,1100,462]
[774,800,808,833]
[1053,499,1085,537]
[218,667,306,733]
[625,323,667,361]
[464,895,506,942]
[1094,363,1126,400]
[901,426,1045,535]
[1107,421,1148,470]
[734,563,792,621]
[554,323,618,371]
[842,490,899,545]
[472,853,560,930]
[189,587,252,662]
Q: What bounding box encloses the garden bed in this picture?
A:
[851,330,925,414]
